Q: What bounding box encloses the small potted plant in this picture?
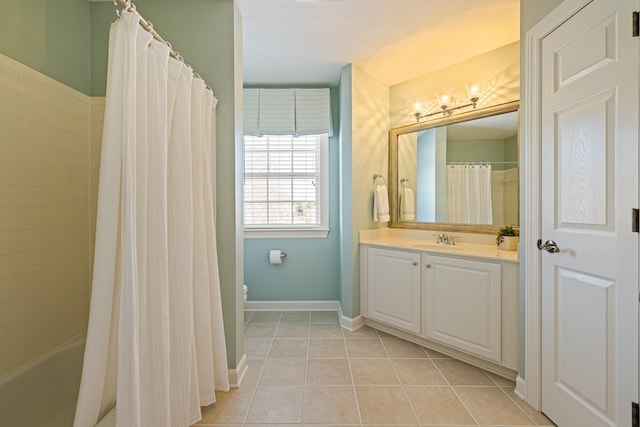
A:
[496,225,519,251]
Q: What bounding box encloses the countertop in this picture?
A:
[359,228,519,264]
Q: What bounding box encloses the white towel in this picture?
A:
[400,187,415,221]
[373,184,390,222]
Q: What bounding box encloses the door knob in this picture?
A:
[412,261,418,266]
[426,264,432,268]
[537,239,560,253]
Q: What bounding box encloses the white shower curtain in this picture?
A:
[446,164,493,224]
[74,11,228,427]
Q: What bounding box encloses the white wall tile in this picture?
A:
[0,137,20,161]
[0,208,18,232]
[0,89,20,116]
[0,185,18,208]
[20,119,42,145]
[0,300,17,327]
[0,231,18,255]
[18,313,42,342]
[0,64,20,93]
[18,163,42,186]
[0,113,20,140]
[0,159,18,185]
[18,208,41,230]
[41,167,61,189]
[42,105,61,129]
[0,58,96,377]
[0,345,19,374]
[0,277,18,304]
[18,250,41,275]
[19,97,42,123]
[18,186,41,208]
[19,75,43,103]
[59,111,77,134]
[19,337,43,363]
[60,130,79,153]
[19,140,42,165]
[43,86,64,110]
[0,254,19,279]
[0,324,18,351]
[19,229,41,253]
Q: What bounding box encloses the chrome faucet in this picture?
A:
[434,233,455,245]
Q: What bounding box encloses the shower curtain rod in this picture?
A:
[446,161,518,165]
[115,0,213,91]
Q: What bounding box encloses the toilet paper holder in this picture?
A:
[267,251,287,260]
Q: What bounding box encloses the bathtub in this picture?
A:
[0,335,85,427]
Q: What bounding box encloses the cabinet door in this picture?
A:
[424,255,501,362]
[367,248,421,334]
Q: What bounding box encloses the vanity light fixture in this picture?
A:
[413,85,480,122]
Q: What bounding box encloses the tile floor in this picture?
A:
[196,310,556,427]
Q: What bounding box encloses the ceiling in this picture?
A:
[236,0,520,87]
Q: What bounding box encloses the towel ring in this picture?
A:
[373,174,385,185]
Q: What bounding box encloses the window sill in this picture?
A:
[244,228,329,239]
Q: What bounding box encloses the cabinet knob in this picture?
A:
[412,261,418,266]
[426,264,432,268]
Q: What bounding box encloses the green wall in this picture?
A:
[338,65,354,316]
[243,87,341,301]
[339,65,390,318]
[90,0,244,368]
[504,134,518,164]
[447,136,517,171]
[91,1,236,98]
[0,0,91,94]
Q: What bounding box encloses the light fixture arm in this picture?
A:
[413,92,480,122]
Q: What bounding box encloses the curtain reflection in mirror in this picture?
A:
[446,164,493,224]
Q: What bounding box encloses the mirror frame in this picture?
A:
[389,100,520,234]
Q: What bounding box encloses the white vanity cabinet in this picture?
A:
[360,242,519,374]
[365,247,421,334]
[423,255,502,362]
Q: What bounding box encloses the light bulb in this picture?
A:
[468,85,479,108]
[413,102,422,113]
[440,95,450,107]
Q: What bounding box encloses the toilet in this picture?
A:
[242,284,248,307]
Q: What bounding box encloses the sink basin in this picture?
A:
[411,243,462,251]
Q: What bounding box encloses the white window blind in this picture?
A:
[244,134,328,235]
[243,88,333,137]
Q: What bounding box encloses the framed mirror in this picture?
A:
[389,100,519,234]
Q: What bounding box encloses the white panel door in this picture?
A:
[424,255,501,362]
[367,247,421,334]
[540,0,639,426]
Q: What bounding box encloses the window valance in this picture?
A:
[243,88,333,137]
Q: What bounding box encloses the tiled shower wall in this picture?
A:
[90,98,104,268]
[0,53,100,377]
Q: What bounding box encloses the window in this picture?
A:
[243,133,329,238]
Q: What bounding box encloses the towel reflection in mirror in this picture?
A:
[399,179,415,221]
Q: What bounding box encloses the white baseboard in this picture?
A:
[341,315,364,331]
[337,304,364,331]
[245,300,340,311]
[514,375,527,401]
[228,353,248,389]
[244,300,363,331]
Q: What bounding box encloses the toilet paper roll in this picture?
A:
[269,250,283,265]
